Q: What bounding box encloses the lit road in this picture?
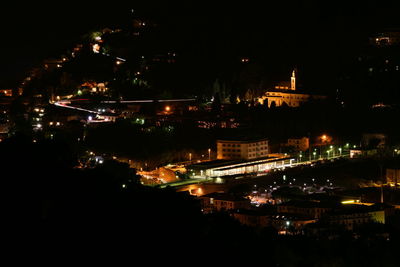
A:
[53,98,197,114]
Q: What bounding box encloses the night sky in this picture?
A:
[1,1,399,88]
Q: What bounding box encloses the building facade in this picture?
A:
[199,193,251,213]
[188,155,293,178]
[217,138,269,160]
[277,200,334,219]
[328,208,385,231]
[287,137,309,152]
[258,69,327,108]
[386,168,400,185]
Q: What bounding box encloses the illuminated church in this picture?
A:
[258,69,327,107]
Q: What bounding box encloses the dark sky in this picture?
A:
[0,1,399,88]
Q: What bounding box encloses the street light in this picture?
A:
[313,151,316,160]
[189,153,192,162]
[208,148,211,161]
[339,147,342,156]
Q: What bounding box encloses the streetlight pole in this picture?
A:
[208,148,211,161]
[189,153,192,162]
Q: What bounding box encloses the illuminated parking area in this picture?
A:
[188,156,294,179]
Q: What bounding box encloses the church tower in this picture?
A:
[290,69,296,90]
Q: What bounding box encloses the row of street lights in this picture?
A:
[297,143,354,162]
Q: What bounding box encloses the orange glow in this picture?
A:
[197,188,203,195]
[165,106,171,112]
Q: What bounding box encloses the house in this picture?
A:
[199,193,251,213]
[327,204,386,231]
[277,200,336,219]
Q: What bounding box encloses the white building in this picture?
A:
[217,138,269,160]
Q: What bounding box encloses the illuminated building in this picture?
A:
[139,166,181,184]
[327,204,386,230]
[217,138,269,160]
[386,168,400,186]
[277,200,336,219]
[258,69,327,107]
[0,89,13,97]
[199,193,251,213]
[232,209,270,228]
[187,155,294,179]
[371,31,400,47]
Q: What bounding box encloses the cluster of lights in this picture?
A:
[34,108,45,113]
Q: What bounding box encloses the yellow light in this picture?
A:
[165,106,171,112]
[341,200,355,204]
[197,188,203,195]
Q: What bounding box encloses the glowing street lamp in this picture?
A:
[189,153,192,162]
[313,151,316,160]
[338,147,342,156]
[208,148,211,160]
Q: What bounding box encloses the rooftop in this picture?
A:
[187,156,292,171]
[329,204,386,216]
[279,200,339,209]
[200,192,249,202]
[217,136,268,143]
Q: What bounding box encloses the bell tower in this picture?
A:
[290,69,296,90]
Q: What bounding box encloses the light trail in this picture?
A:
[53,102,99,114]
